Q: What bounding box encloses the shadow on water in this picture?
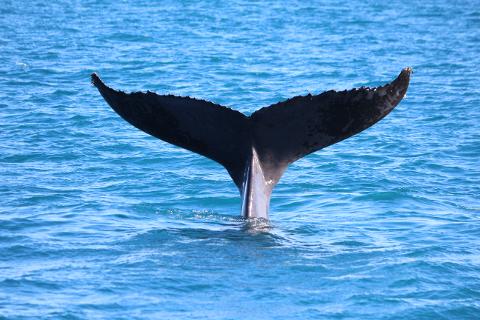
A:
[118,209,299,250]
[125,225,285,247]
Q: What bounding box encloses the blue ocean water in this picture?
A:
[1,0,480,318]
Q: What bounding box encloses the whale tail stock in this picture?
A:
[92,68,411,219]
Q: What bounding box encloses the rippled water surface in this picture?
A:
[1,0,480,319]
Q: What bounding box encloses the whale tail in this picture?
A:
[92,68,411,218]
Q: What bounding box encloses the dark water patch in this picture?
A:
[0,278,63,290]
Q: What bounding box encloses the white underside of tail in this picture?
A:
[240,147,271,219]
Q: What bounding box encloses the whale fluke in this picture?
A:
[92,68,411,219]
